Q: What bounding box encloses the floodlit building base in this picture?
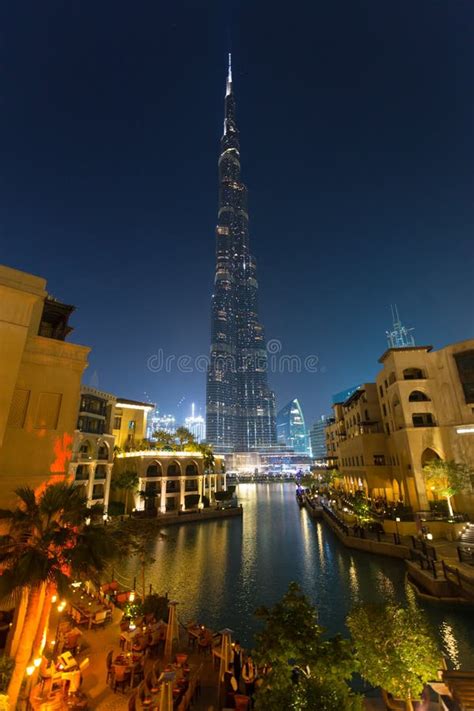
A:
[225,450,312,476]
[113,451,226,514]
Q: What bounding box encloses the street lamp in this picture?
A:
[395,516,401,544]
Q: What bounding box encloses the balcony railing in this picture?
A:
[74,473,89,482]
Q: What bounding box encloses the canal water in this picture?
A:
[135,483,474,667]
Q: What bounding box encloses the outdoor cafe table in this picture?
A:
[187,624,207,647]
[71,599,106,629]
[134,666,191,711]
[113,653,143,687]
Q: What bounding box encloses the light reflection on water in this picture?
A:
[126,483,474,666]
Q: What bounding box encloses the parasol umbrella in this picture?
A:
[218,628,234,685]
[164,601,179,659]
[159,671,176,711]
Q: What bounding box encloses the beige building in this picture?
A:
[69,386,117,513]
[326,341,474,516]
[112,398,153,449]
[113,451,226,513]
[0,265,89,505]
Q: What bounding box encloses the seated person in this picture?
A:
[223,662,238,708]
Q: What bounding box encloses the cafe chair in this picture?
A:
[116,592,129,605]
[64,630,82,653]
[198,632,213,654]
[132,658,145,687]
[105,650,114,684]
[112,665,131,693]
[234,694,251,711]
[91,610,107,630]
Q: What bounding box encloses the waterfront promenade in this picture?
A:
[314,496,474,602]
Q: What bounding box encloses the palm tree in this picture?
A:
[199,443,215,474]
[0,482,118,708]
[198,443,215,504]
[111,469,139,514]
[175,427,196,448]
[152,429,176,451]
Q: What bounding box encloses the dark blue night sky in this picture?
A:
[2,1,473,426]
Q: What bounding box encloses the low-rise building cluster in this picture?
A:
[325,342,474,515]
[0,264,225,513]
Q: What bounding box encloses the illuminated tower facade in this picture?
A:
[206,56,276,453]
[276,398,311,456]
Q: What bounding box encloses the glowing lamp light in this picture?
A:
[26,665,35,676]
[426,532,433,541]
[129,591,135,602]
[51,594,57,603]
[129,622,136,631]
[33,658,41,668]
[395,517,401,523]
[85,517,91,526]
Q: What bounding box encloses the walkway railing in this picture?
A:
[321,502,349,536]
[457,546,474,565]
[408,552,474,600]
[441,561,474,600]
[410,537,437,561]
[321,503,405,545]
[409,548,440,579]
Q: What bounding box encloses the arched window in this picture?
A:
[146,462,162,478]
[421,447,441,467]
[167,462,181,477]
[408,390,430,402]
[79,440,91,456]
[391,395,404,431]
[95,465,107,480]
[98,442,109,460]
[185,463,198,477]
[403,367,425,380]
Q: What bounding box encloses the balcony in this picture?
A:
[94,465,107,481]
[75,466,90,481]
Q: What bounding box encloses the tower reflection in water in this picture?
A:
[122,483,474,667]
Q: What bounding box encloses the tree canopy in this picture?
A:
[347,603,440,709]
[253,583,362,711]
[423,459,472,516]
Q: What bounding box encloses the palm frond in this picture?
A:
[13,487,38,513]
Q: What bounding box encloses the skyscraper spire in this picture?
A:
[227,52,232,92]
[206,57,276,453]
[386,304,416,348]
